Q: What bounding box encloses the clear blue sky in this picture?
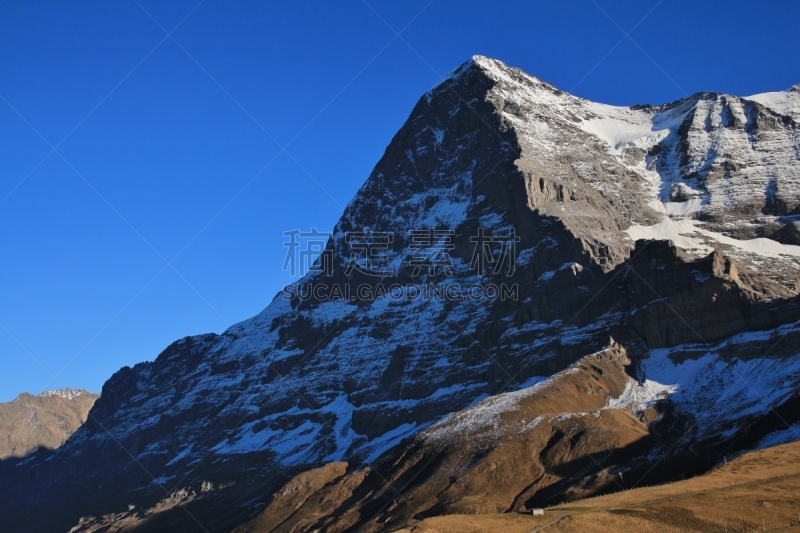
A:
[1,0,798,402]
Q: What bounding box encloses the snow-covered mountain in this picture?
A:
[1,56,799,533]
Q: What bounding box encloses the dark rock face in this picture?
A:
[1,57,799,533]
[625,242,800,347]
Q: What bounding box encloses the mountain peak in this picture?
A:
[430,55,552,98]
[469,54,503,69]
[38,388,92,400]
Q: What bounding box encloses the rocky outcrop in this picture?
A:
[625,242,800,347]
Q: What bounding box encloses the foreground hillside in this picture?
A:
[0,388,98,459]
[1,56,799,532]
[229,342,800,532]
[384,440,800,533]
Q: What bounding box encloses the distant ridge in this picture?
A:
[0,388,99,459]
[38,387,91,400]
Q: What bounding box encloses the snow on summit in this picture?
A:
[746,84,800,120]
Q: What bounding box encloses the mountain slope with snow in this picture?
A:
[0,56,798,533]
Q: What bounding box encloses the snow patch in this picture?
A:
[537,262,584,282]
[320,395,358,462]
[38,388,89,400]
[424,368,577,443]
[626,216,800,258]
[166,443,194,466]
[745,89,800,120]
[625,217,711,253]
[363,423,419,463]
[757,423,800,449]
[606,379,677,413]
[642,337,800,442]
[647,198,704,217]
[579,101,675,155]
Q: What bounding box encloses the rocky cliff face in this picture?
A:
[0,388,99,459]
[0,56,799,533]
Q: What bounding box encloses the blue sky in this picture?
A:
[0,0,798,402]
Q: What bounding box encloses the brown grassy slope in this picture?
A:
[404,440,800,533]
[233,462,349,533]
[0,389,99,459]
[392,513,553,533]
